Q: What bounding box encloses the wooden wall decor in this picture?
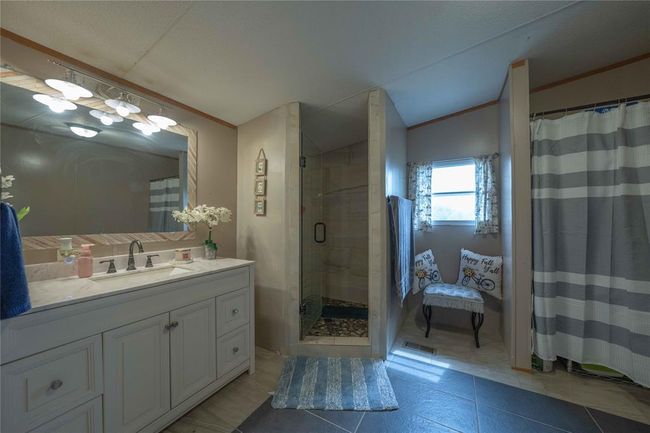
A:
[254,198,266,216]
[254,149,267,216]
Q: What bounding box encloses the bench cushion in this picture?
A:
[422,283,484,314]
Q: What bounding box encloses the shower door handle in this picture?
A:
[314,222,326,243]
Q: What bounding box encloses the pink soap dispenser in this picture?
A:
[77,244,95,278]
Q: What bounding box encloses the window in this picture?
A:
[431,159,476,224]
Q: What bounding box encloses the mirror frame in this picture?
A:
[1,68,198,250]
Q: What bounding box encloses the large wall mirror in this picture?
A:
[0,43,197,250]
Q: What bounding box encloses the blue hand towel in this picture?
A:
[1,202,30,319]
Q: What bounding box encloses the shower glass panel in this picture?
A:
[299,93,369,340]
[299,133,324,338]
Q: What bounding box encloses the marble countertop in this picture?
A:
[25,257,254,314]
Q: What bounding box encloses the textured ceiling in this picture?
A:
[1,1,648,127]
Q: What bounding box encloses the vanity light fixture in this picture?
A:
[32,94,77,113]
[90,109,123,126]
[133,121,161,136]
[105,92,141,117]
[44,75,93,101]
[66,123,101,138]
[148,114,177,130]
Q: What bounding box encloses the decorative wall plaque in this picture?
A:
[254,177,266,196]
[254,197,266,216]
[255,149,267,216]
[255,149,267,175]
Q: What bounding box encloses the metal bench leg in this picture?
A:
[422,305,432,338]
[471,312,485,348]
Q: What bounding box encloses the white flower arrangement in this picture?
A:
[172,205,232,251]
[1,169,30,220]
[172,205,232,228]
[2,174,15,200]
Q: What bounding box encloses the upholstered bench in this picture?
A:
[422,283,485,348]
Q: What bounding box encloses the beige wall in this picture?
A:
[530,58,650,114]
[183,115,238,257]
[322,141,368,305]
[500,61,532,370]
[384,93,408,353]
[236,103,300,353]
[407,104,502,334]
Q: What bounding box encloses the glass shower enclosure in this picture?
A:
[299,132,325,338]
[299,94,370,341]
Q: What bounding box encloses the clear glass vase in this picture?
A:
[204,241,218,260]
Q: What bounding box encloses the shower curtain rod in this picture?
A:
[530,93,650,119]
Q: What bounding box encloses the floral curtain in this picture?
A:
[474,154,499,235]
[407,162,434,232]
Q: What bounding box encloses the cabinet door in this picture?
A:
[170,299,217,407]
[103,313,170,433]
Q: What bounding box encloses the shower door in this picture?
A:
[299,133,324,339]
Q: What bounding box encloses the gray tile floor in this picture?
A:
[235,352,650,433]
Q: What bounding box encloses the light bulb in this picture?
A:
[61,89,79,101]
[66,123,101,138]
[33,94,76,113]
[148,114,177,129]
[90,110,123,126]
[45,79,92,101]
[133,122,160,135]
[33,94,53,105]
[105,96,140,117]
[49,100,66,112]
[115,103,130,117]
[70,126,98,138]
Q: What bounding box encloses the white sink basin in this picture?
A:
[90,264,192,290]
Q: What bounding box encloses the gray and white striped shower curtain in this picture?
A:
[149,177,182,232]
[532,101,650,387]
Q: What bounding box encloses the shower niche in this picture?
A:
[299,92,369,341]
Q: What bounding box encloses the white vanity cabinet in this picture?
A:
[1,260,255,433]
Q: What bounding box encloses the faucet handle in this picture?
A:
[99,259,117,274]
[145,254,159,268]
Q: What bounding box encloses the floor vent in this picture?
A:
[403,341,437,355]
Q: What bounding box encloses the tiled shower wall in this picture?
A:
[322,141,368,305]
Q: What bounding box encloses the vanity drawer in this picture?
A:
[2,335,103,433]
[217,325,250,377]
[216,288,250,336]
[29,396,102,433]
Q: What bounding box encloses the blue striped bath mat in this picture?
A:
[271,356,398,411]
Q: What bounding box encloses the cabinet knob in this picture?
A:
[165,321,179,330]
[232,346,239,354]
[232,308,239,315]
[50,379,63,390]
